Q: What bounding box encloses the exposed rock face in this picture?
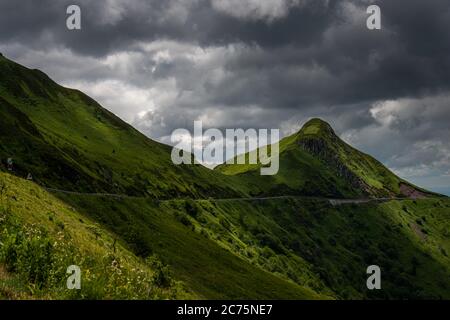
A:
[298,137,372,195]
[400,183,427,199]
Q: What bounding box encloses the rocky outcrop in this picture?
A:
[399,183,427,199]
[298,137,372,195]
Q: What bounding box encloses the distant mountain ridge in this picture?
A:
[218,118,437,199]
[0,54,442,201]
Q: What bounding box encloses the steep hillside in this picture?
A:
[0,171,323,299]
[217,118,437,198]
[0,54,247,199]
[55,188,450,299]
[1,56,449,300]
[198,197,450,299]
[1,53,435,200]
[0,172,188,299]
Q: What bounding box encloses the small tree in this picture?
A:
[146,255,172,288]
[184,199,199,218]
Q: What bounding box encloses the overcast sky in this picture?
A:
[1,0,449,195]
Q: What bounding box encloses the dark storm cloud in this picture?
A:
[0,0,335,55]
[2,0,450,104]
[0,0,449,194]
[206,0,450,110]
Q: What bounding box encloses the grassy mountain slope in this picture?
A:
[217,118,437,198]
[56,192,325,299]
[54,189,450,299]
[0,172,188,299]
[0,55,325,299]
[0,172,323,299]
[1,55,449,300]
[0,54,247,199]
[201,198,450,299]
[1,53,435,201]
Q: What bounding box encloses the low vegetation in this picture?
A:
[0,172,187,299]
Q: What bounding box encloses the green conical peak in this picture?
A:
[299,118,336,137]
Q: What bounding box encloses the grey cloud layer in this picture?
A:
[0,0,449,193]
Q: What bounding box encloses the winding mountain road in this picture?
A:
[43,187,406,206]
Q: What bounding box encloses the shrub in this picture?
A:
[0,222,62,289]
[174,211,192,227]
[18,235,53,287]
[146,255,172,288]
[184,199,199,218]
[0,231,21,272]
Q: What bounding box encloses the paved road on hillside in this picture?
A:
[43,187,405,206]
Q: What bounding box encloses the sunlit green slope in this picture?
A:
[0,54,247,198]
[0,172,323,299]
[218,118,437,198]
[0,172,189,299]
